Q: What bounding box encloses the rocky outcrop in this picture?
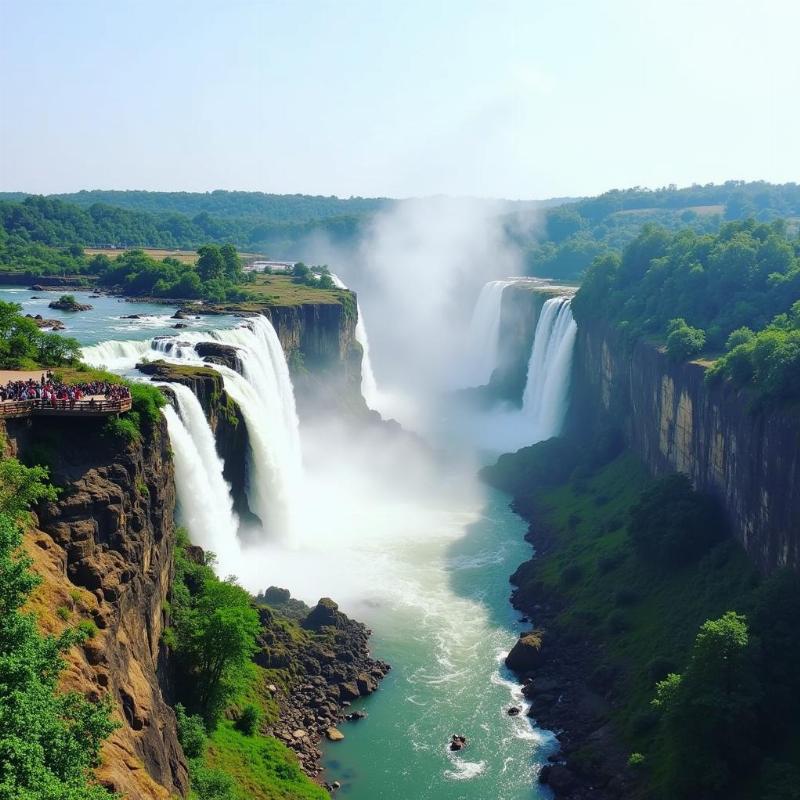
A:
[48,297,92,311]
[258,595,390,778]
[570,320,800,574]
[25,313,65,330]
[5,415,188,798]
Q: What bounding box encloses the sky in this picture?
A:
[0,0,798,200]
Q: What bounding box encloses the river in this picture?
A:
[4,284,559,799]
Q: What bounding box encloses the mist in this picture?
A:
[305,197,537,431]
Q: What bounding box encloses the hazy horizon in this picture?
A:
[2,0,799,199]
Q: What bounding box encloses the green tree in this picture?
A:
[653,612,761,798]
[666,319,706,361]
[196,245,225,283]
[219,243,242,282]
[169,542,260,728]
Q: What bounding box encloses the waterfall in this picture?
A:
[162,390,240,573]
[355,308,380,409]
[459,280,514,387]
[521,296,577,439]
[330,273,380,409]
[85,315,302,539]
[82,338,153,371]
[210,317,302,537]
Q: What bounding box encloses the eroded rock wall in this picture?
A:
[571,321,800,574]
[7,416,189,799]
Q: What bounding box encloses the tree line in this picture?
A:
[571,220,800,401]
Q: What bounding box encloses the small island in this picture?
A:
[48,293,93,312]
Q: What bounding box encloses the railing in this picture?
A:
[0,397,132,418]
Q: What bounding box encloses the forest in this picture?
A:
[521,181,800,280]
[3,182,799,272]
[571,220,800,401]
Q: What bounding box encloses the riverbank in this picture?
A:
[482,439,784,800]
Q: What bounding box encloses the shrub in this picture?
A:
[77,619,99,639]
[57,604,71,621]
[666,319,706,361]
[726,326,755,351]
[175,703,207,759]
[628,752,646,768]
[235,703,261,736]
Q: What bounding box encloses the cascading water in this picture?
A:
[162,388,240,574]
[459,280,514,387]
[521,295,577,439]
[84,316,302,539]
[82,338,153,371]
[331,273,380,409]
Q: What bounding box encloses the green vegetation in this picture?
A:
[523,181,800,280]
[0,299,81,369]
[571,220,800,400]
[482,436,800,799]
[0,194,373,259]
[96,245,254,303]
[102,383,166,444]
[166,533,327,800]
[0,451,118,799]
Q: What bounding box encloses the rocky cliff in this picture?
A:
[7,414,188,798]
[264,301,368,420]
[570,320,800,574]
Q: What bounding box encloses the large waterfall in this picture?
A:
[521,295,577,439]
[162,385,240,572]
[459,280,514,387]
[84,316,302,539]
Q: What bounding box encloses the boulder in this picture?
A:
[303,597,342,630]
[507,706,521,716]
[505,630,544,673]
[326,727,345,742]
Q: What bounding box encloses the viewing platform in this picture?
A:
[0,397,132,419]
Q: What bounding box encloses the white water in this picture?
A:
[84,316,302,540]
[331,272,381,410]
[458,280,514,387]
[521,296,577,440]
[162,395,241,575]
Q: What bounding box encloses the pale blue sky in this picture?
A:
[1,0,798,199]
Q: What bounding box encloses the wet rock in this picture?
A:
[507,706,521,716]
[173,323,188,329]
[326,727,345,742]
[449,734,467,751]
[505,630,545,672]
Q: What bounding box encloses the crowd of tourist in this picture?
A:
[0,372,131,408]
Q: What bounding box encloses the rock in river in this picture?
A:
[505,630,544,673]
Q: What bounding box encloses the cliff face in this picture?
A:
[571,321,800,574]
[264,302,368,420]
[486,284,545,404]
[7,416,188,799]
